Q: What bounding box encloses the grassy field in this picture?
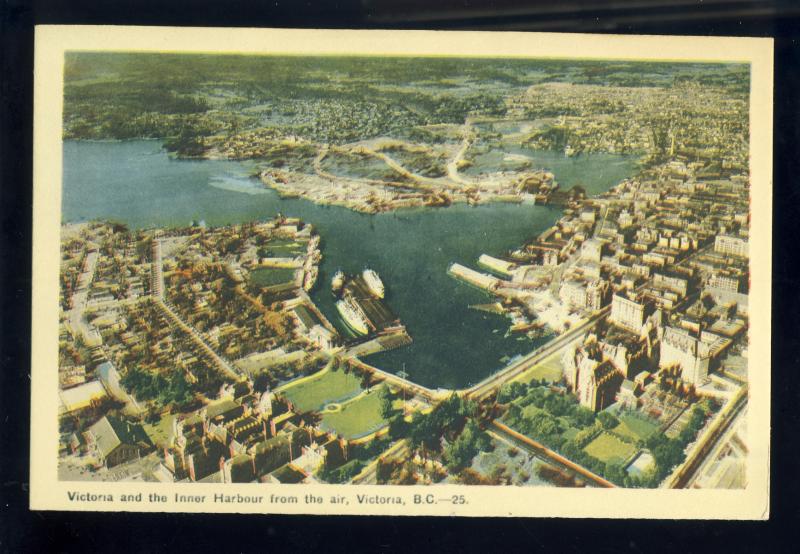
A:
[263,239,305,256]
[512,350,563,384]
[583,432,637,465]
[613,413,659,442]
[250,267,297,287]
[280,368,363,413]
[321,386,388,440]
[142,413,176,448]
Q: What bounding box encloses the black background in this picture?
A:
[2,1,799,552]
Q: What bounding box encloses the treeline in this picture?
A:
[500,379,717,487]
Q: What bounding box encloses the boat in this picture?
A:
[362,268,385,298]
[336,297,370,335]
[331,270,345,292]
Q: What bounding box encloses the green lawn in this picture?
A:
[321,386,389,440]
[263,239,305,256]
[613,413,659,442]
[512,350,563,384]
[142,413,176,448]
[562,426,580,442]
[583,432,637,465]
[280,368,363,413]
[521,403,544,419]
[250,267,297,287]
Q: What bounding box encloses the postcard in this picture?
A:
[31,26,772,518]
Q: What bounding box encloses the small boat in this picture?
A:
[362,268,385,299]
[331,270,345,292]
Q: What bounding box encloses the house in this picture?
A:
[84,415,153,468]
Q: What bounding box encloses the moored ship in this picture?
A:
[362,268,385,298]
[331,270,345,293]
[336,297,370,335]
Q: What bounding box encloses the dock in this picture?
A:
[478,254,516,277]
[341,274,400,333]
[447,262,501,291]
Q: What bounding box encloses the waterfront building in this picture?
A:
[559,279,607,311]
[292,305,337,350]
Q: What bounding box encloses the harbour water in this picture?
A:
[62,140,636,389]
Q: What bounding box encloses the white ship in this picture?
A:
[331,270,345,292]
[336,297,370,335]
[362,268,385,299]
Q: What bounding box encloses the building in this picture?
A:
[659,326,712,384]
[562,338,624,412]
[714,234,748,257]
[559,279,607,311]
[292,305,336,350]
[58,380,109,415]
[653,272,689,297]
[610,294,649,333]
[616,379,639,409]
[84,415,153,468]
[708,273,741,293]
[580,238,605,263]
[576,357,623,412]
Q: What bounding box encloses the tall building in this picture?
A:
[562,337,624,412]
[659,326,711,384]
[610,293,651,333]
[576,357,623,412]
[559,279,607,311]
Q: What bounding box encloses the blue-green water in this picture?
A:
[464,146,637,197]
[63,140,635,389]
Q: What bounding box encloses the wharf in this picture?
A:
[342,275,399,332]
[448,262,501,291]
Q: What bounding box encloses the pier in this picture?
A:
[340,274,400,334]
[447,262,501,291]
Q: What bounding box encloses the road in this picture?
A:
[67,247,100,343]
[350,439,409,485]
[346,357,441,402]
[490,421,614,488]
[156,298,244,382]
[445,117,475,186]
[665,384,748,489]
[466,305,610,401]
[684,404,747,489]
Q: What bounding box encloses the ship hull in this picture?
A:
[336,300,369,335]
[362,269,385,299]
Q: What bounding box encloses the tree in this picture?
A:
[597,411,619,430]
[253,372,272,394]
[605,461,627,485]
[388,414,409,440]
[379,386,395,419]
[505,403,522,426]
